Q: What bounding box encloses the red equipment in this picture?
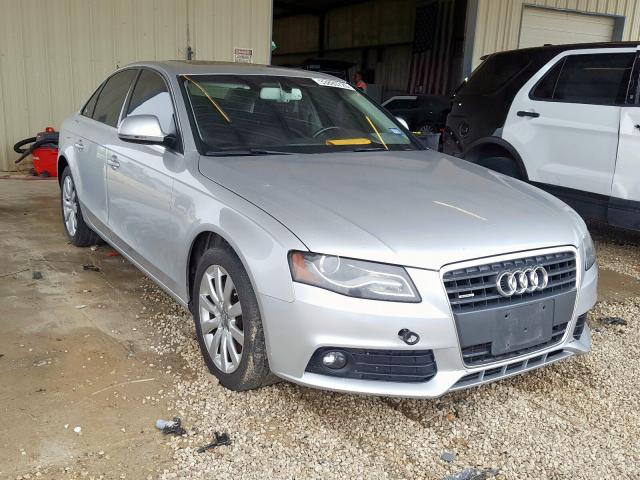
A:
[13,127,59,177]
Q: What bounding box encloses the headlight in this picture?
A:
[288,251,421,302]
[583,231,596,271]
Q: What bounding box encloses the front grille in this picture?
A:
[573,313,588,340]
[306,347,437,383]
[443,251,577,313]
[452,349,571,390]
[462,322,568,365]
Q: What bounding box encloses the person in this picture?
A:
[354,71,367,93]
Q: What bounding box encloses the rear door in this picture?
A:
[612,50,640,228]
[503,48,635,198]
[106,68,183,289]
[73,69,138,228]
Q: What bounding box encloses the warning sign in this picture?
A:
[233,48,253,63]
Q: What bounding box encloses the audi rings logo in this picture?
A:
[496,266,548,297]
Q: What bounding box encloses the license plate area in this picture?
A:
[453,291,576,366]
[491,299,555,356]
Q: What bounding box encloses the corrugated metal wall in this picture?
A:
[472,0,640,68]
[0,0,272,172]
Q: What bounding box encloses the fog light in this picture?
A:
[321,350,348,369]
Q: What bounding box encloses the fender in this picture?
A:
[462,136,529,181]
[173,177,307,305]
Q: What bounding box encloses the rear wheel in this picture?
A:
[192,245,275,391]
[60,166,100,246]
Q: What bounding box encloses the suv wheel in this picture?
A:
[476,156,523,180]
[60,166,100,246]
[192,245,276,391]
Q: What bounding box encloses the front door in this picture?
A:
[106,69,183,290]
[503,49,636,197]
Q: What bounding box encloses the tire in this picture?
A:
[475,156,523,180]
[192,245,275,391]
[60,166,100,247]
[416,123,438,134]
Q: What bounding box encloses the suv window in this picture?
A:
[532,53,635,105]
[92,69,138,127]
[126,70,176,135]
[531,59,565,100]
[458,53,530,95]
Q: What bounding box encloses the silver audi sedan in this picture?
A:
[57,61,597,397]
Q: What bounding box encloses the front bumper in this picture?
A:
[260,253,597,398]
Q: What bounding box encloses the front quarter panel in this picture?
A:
[171,165,307,304]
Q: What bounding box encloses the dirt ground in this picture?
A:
[1,178,639,480]
[0,178,181,479]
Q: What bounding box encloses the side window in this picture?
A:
[126,70,176,135]
[92,69,138,127]
[459,53,530,95]
[81,85,102,118]
[533,53,635,105]
[531,59,565,100]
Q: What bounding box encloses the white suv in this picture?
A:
[444,42,640,231]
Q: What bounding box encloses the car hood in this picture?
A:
[199,151,583,270]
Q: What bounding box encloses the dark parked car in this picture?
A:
[382,94,451,133]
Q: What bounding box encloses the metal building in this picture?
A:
[3,0,640,172]
[0,0,272,172]
[272,0,640,103]
[472,0,640,68]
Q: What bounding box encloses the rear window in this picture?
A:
[458,54,530,95]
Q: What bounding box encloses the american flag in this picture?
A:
[408,0,456,95]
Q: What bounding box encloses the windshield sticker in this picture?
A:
[388,127,403,135]
[312,78,355,90]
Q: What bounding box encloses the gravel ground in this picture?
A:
[591,222,640,281]
[137,226,640,480]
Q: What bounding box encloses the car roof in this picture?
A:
[483,41,640,60]
[123,60,337,79]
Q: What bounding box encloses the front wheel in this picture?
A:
[192,245,275,391]
[475,156,524,180]
[60,167,99,246]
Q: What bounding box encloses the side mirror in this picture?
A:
[395,117,409,130]
[118,115,173,146]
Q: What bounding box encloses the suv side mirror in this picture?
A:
[118,115,174,147]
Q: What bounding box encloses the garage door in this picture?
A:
[519,7,615,48]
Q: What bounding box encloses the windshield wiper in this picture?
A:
[205,148,292,157]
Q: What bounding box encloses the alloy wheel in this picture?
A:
[199,265,244,373]
[62,175,78,236]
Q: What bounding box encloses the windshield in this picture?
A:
[179,74,419,155]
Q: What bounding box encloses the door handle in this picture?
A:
[74,141,85,151]
[517,110,540,118]
[106,155,120,169]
